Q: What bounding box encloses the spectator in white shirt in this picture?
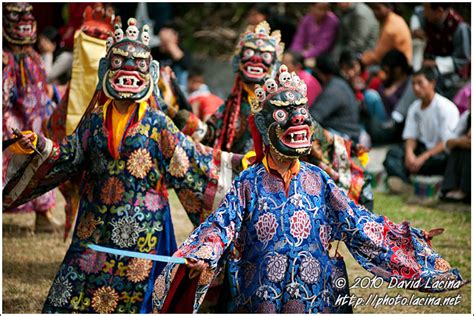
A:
[383,67,460,193]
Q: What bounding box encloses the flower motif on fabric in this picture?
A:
[299,257,321,284]
[262,172,283,193]
[48,276,73,307]
[434,258,451,272]
[153,275,166,301]
[126,148,153,179]
[76,213,100,240]
[319,225,331,251]
[290,210,311,246]
[266,254,288,283]
[110,216,141,248]
[301,171,322,195]
[394,249,421,273]
[100,177,125,205]
[177,189,202,213]
[358,243,380,259]
[194,245,215,260]
[363,221,384,247]
[144,191,165,212]
[282,299,306,313]
[169,146,189,178]
[257,301,277,313]
[78,249,107,274]
[255,213,278,244]
[91,286,120,313]
[160,129,178,158]
[126,258,153,283]
[329,187,350,212]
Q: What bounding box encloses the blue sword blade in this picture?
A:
[88,244,186,264]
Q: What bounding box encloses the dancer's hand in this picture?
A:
[9,130,38,155]
[185,257,206,278]
[18,132,36,149]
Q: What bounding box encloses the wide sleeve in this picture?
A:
[323,175,466,292]
[152,176,246,313]
[155,111,242,226]
[3,114,91,211]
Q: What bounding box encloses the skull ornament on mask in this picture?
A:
[102,18,155,103]
[255,85,266,102]
[3,2,37,45]
[233,21,284,85]
[253,65,315,158]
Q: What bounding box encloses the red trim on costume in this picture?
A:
[160,265,199,313]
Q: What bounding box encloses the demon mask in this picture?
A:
[3,2,37,45]
[253,65,315,159]
[233,21,284,85]
[100,18,159,103]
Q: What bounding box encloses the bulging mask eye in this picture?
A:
[299,107,308,117]
[243,48,255,59]
[136,59,149,72]
[111,55,123,69]
[273,109,288,122]
[261,52,273,64]
[8,12,19,20]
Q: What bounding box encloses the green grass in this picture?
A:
[2,190,471,313]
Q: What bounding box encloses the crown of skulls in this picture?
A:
[105,18,151,52]
[252,65,308,112]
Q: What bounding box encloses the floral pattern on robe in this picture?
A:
[3,102,240,313]
[153,162,465,313]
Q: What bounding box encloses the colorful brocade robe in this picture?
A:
[153,161,465,313]
[3,101,240,313]
[2,47,58,213]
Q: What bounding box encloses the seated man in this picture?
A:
[290,3,339,66]
[422,3,471,99]
[152,66,466,313]
[311,54,361,143]
[440,107,470,203]
[383,67,460,193]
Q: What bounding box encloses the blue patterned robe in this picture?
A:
[153,161,465,313]
[3,101,240,313]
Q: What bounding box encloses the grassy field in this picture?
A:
[2,189,471,313]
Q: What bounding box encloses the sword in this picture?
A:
[87,244,186,264]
